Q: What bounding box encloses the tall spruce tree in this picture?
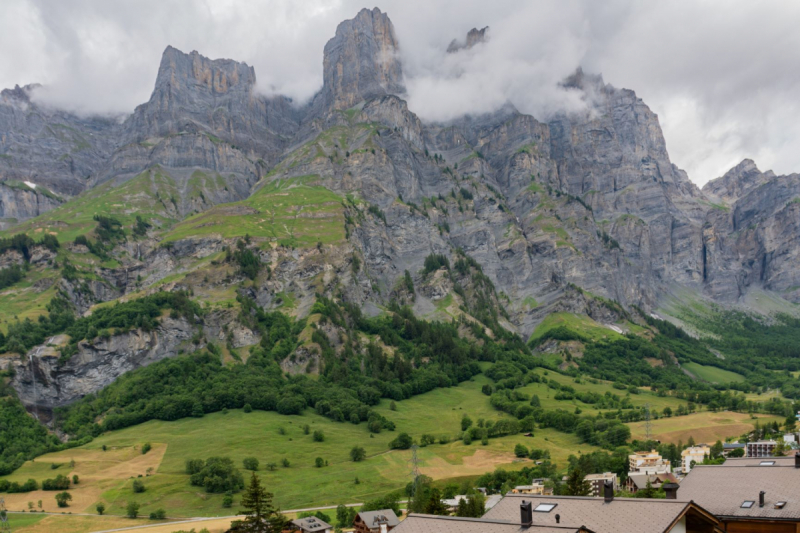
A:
[228,473,286,533]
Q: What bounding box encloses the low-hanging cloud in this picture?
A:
[1,0,799,185]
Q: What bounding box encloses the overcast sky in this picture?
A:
[2,0,799,186]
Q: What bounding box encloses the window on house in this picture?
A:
[760,461,775,466]
[534,504,557,512]
[741,501,755,508]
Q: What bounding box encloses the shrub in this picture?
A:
[281,458,290,468]
[315,457,325,468]
[141,442,151,455]
[313,430,325,442]
[132,479,146,493]
[243,403,253,413]
[514,444,529,458]
[149,508,167,520]
[189,457,244,493]
[126,501,140,519]
[96,502,105,515]
[389,433,413,450]
[55,491,72,508]
[243,457,259,471]
[350,447,366,462]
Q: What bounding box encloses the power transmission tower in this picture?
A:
[408,445,420,499]
[1,497,11,533]
[644,403,652,442]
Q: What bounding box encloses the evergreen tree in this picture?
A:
[423,488,448,515]
[564,468,591,496]
[229,473,286,532]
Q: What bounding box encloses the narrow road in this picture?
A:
[9,500,411,532]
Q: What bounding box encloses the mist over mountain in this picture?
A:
[1,6,799,418]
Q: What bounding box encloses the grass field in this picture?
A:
[683,362,745,383]
[163,176,345,248]
[3,169,179,243]
[521,369,687,414]
[628,411,782,444]
[527,312,625,344]
[0,376,599,520]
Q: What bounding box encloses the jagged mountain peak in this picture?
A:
[321,7,404,110]
[703,158,774,204]
[447,26,489,53]
[153,45,257,99]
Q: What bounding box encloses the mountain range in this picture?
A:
[1,7,799,414]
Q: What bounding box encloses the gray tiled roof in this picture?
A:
[357,510,401,528]
[721,456,795,466]
[292,516,332,532]
[392,514,591,533]
[483,494,696,533]
[678,464,800,520]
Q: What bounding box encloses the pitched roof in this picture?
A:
[483,493,708,533]
[391,514,592,533]
[678,463,800,520]
[627,472,678,489]
[291,517,332,532]
[357,510,401,528]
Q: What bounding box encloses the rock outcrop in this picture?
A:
[320,7,404,110]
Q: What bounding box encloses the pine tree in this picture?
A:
[228,473,286,532]
[564,468,591,496]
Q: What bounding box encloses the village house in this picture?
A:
[353,510,400,533]
[481,490,720,533]
[625,472,680,493]
[583,473,618,497]
[511,479,552,496]
[291,517,333,533]
[678,454,800,532]
[723,443,746,457]
[629,450,672,475]
[682,445,711,473]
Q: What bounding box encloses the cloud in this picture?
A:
[1,0,799,184]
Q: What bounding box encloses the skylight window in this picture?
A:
[775,502,787,509]
[534,504,557,512]
[760,461,776,466]
[741,501,755,508]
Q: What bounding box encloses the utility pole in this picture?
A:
[408,445,420,504]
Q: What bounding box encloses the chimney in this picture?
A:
[795,453,800,469]
[380,524,387,533]
[760,491,766,508]
[663,483,679,500]
[520,500,532,527]
[603,480,614,503]
[555,514,561,524]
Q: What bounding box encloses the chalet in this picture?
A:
[291,517,333,533]
[353,510,400,533]
[391,512,594,533]
[678,454,800,532]
[625,472,679,493]
[482,490,721,533]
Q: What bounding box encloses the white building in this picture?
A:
[681,445,710,473]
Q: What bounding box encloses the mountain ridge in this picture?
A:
[1,7,799,418]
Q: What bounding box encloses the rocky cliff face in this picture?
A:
[320,7,404,110]
[10,316,196,415]
[0,84,118,197]
[701,161,800,302]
